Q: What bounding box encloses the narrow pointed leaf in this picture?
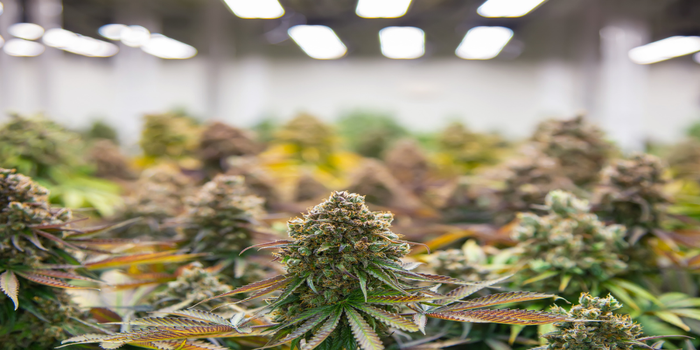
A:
[85,251,205,270]
[345,306,384,350]
[158,310,231,326]
[445,275,511,301]
[357,270,369,302]
[30,269,103,284]
[426,309,569,325]
[394,270,477,285]
[366,294,446,305]
[23,232,48,251]
[354,304,418,332]
[259,311,330,349]
[17,272,100,290]
[0,270,20,310]
[239,240,294,255]
[435,292,560,312]
[302,309,343,350]
[367,265,406,295]
[193,274,292,306]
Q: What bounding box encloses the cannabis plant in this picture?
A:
[495,151,576,224]
[385,140,430,195]
[437,122,508,174]
[146,262,234,311]
[347,159,422,210]
[182,174,264,258]
[63,191,573,350]
[87,139,134,180]
[140,112,201,159]
[531,115,614,188]
[512,190,629,296]
[226,156,279,209]
[436,176,496,223]
[85,120,119,144]
[667,140,700,182]
[275,113,336,164]
[198,121,262,174]
[336,111,408,158]
[593,154,671,244]
[534,293,681,350]
[293,173,329,202]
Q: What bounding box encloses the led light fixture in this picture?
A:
[141,34,197,59]
[288,25,347,60]
[356,0,412,18]
[477,0,547,18]
[223,0,285,19]
[456,26,513,60]
[628,36,700,64]
[3,38,45,56]
[8,23,45,40]
[43,28,118,57]
[379,26,425,59]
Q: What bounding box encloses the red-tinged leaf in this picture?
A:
[58,333,112,348]
[90,307,123,323]
[85,251,205,270]
[394,270,476,285]
[445,275,512,301]
[33,229,83,251]
[109,277,177,291]
[122,272,175,280]
[122,317,221,329]
[426,309,569,325]
[17,272,100,290]
[142,340,230,350]
[192,274,292,307]
[22,232,48,251]
[345,306,384,350]
[435,292,561,312]
[302,310,342,350]
[158,310,231,326]
[234,277,294,304]
[366,294,446,305]
[354,304,418,332]
[239,240,294,255]
[30,269,103,284]
[1,270,19,310]
[63,217,142,238]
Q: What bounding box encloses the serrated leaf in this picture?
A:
[116,317,214,329]
[30,269,103,284]
[357,270,369,302]
[367,265,407,295]
[157,310,231,326]
[303,309,343,350]
[354,304,418,332]
[0,270,19,310]
[193,274,292,307]
[260,311,331,348]
[17,272,100,290]
[345,306,384,350]
[413,313,427,335]
[435,292,560,313]
[426,309,569,325]
[85,251,204,270]
[445,275,512,301]
[366,294,446,305]
[653,311,690,331]
[394,270,477,285]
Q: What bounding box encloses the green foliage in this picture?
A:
[275,113,336,163]
[146,262,233,311]
[140,113,201,158]
[337,111,408,158]
[513,190,629,296]
[532,116,614,188]
[85,119,119,144]
[437,122,509,173]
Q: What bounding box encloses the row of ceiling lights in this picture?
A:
[0,1,196,59]
[230,0,700,64]
[0,0,699,63]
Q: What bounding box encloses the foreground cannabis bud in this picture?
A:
[534,293,660,350]
[147,262,233,311]
[385,140,430,194]
[184,175,264,256]
[532,115,613,187]
[65,192,572,350]
[140,113,200,159]
[593,154,670,240]
[513,190,628,294]
[198,121,262,172]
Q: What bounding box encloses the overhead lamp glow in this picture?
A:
[477,0,547,18]
[223,0,285,19]
[356,0,412,18]
[379,26,424,59]
[456,26,513,60]
[8,23,45,40]
[0,35,4,48]
[43,28,118,57]
[99,24,128,41]
[694,52,700,64]
[141,34,197,59]
[120,25,150,47]
[288,25,347,60]
[3,38,45,56]
[628,36,700,64]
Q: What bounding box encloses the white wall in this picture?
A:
[1,52,699,149]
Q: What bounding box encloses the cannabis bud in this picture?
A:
[438,122,507,173]
[532,115,613,187]
[593,154,670,235]
[536,293,645,350]
[347,159,422,210]
[513,190,628,294]
[139,113,200,158]
[275,113,336,163]
[184,174,264,255]
[147,262,233,311]
[87,139,134,180]
[198,121,262,172]
[385,140,430,194]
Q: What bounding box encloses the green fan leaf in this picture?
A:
[0,270,19,310]
[354,304,418,332]
[302,309,343,350]
[345,306,384,350]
